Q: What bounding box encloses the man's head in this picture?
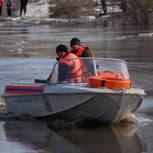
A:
[70,37,81,50]
[56,44,68,59]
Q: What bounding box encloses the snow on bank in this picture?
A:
[26,0,49,18]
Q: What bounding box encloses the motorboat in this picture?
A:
[2,58,145,123]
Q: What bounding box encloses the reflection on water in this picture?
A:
[0,26,30,56]
[137,122,153,153]
[1,121,142,153]
[0,24,153,58]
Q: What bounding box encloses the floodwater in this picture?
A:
[0,23,153,153]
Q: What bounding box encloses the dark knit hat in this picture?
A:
[70,37,81,46]
[56,44,68,53]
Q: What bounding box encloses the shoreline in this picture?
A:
[0,16,99,26]
[0,15,121,27]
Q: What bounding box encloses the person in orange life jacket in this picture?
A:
[70,37,94,57]
[47,44,82,83]
[70,37,95,78]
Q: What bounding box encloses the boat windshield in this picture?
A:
[49,58,130,83]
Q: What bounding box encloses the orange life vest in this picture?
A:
[71,46,94,57]
[71,46,94,82]
[60,53,82,82]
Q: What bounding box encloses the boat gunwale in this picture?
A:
[2,89,145,98]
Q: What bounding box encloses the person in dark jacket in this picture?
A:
[20,0,29,16]
[6,0,12,17]
[70,37,95,76]
[70,37,94,57]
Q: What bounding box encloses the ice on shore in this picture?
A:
[27,0,49,18]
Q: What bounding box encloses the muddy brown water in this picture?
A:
[0,23,153,153]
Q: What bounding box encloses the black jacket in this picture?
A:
[20,0,29,6]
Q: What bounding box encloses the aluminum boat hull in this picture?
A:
[2,85,145,123]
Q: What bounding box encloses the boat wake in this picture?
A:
[114,112,151,125]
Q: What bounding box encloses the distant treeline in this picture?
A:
[48,0,153,26]
[119,0,153,26]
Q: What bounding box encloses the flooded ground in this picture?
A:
[0,23,153,153]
